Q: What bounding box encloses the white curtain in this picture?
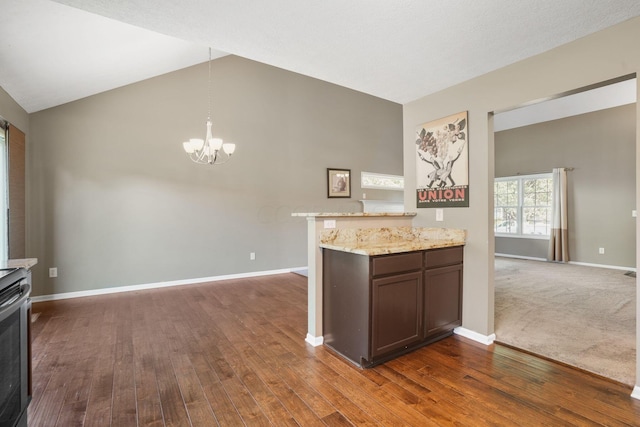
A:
[548,168,569,262]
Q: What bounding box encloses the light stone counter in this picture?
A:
[1,258,38,269]
[319,227,466,256]
[291,212,416,218]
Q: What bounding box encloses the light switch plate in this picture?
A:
[436,209,444,222]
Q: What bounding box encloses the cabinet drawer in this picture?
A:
[372,252,422,277]
[424,246,463,269]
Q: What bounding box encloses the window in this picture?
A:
[494,173,552,237]
[361,172,404,190]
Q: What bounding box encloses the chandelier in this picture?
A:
[182,48,236,165]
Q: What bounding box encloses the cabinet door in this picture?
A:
[424,264,462,337]
[371,271,423,357]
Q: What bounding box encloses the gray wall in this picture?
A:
[495,104,636,268]
[402,16,640,387]
[25,55,402,296]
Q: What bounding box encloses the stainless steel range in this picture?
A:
[0,267,31,427]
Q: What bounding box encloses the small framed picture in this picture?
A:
[327,168,351,198]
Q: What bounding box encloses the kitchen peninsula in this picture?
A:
[292,212,466,365]
[292,212,417,346]
[320,227,465,367]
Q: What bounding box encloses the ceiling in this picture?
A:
[2,0,640,114]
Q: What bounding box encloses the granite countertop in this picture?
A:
[0,258,38,269]
[319,227,466,256]
[292,212,417,218]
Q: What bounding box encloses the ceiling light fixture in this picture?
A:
[182,48,236,165]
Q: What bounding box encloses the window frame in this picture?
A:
[494,173,553,239]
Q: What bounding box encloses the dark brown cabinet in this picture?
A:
[323,245,463,367]
[372,270,422,357]
[424,246,463,337]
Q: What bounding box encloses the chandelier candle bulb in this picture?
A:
[210,137,223,150]
[223,143,236,155]
[191,138,204,151]
[182,142,194,154]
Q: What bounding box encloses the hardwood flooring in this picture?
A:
[28,273,640,426]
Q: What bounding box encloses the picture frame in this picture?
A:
[327,168,351,198]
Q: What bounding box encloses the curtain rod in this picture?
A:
[514,168,574,176]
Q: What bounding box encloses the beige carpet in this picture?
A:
[494,257,636,385]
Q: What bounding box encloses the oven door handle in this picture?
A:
[0,282,31,323]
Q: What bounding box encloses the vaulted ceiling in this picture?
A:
[2,0,640,113]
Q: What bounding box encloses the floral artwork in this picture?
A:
[415,111,469,207]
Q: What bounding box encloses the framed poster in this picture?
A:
[415,111,469,208]
[327,168,351,198]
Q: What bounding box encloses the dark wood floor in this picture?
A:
[28,273,640,426]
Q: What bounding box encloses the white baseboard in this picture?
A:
[632,386,640,400]
[567,261,636,272]
[454,327,496,345]
[496,254,636,272]
[31,267,307,303]
[495,253,547,262]
[291,267,309,277]
[305,333,323,347]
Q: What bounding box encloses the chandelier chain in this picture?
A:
[208,47,212,121]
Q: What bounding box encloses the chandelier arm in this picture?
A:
[191,145,210,164]
[186,146,234,165]
[213,151,232,164]
[188,151,204,164]
[187,153,232,165]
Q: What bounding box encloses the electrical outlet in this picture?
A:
[49,267,58,278]
[324,220,336,229]
[598,248,605,254]
[250,252,256,260]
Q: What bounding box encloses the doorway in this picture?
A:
[492,76,637,384]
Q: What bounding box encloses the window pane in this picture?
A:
[523,207,551,235]
[495,180,518,207]
[523,179,536,206]
[537,179,549,192]
[495,207,517,233]
[523,178,551,208]
[538,190,550,205]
